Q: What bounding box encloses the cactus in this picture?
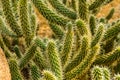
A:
[106,8,115,21]
[9,59,23,80]
[47,41,62,80]
[48,0,77,19]
[0,0,120,80]
[1,0,23,36]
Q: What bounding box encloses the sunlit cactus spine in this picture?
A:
[91,66,103,80]
[91,24,104,47]
[1,0,23,36]
[114,74,120,80]
[78,0,88,21]
[47,41,62,80]
[61,22,73,67]
[43,70,57,80]
[91,66,111,80]
[19,0,32,46]
[89,15,96,35]
[30,62,40,80]
[89,0,106,10]
[31,0,70,26]
[48,0,77,19]
[64,36,90,73]
[65,44,100,80]
[9,59,23,80]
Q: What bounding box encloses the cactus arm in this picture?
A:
[78,0,88,21]
[13,45,22,59]
[89,0,106,10]
[43,70,57,80]
[103,22,120,41]
[48,0,77,19]
[61,22,73,66]
[102,67,110,80]
[19,39,37,70]
[9,59,23,80]
[30,62,40,80]
[64,36,89,73]
[47,41,62,80]
[91,66,103,80]
[0,35,11,58]
[71,0,77,11]
[19,0,32,46]
[106,8,115,21]
[94,47,120,65]
[0,17,17,37]
[30,14,37,38]
[33,51,47,70]
[31,0,70,26]
[89,15,96,35]
[34,37,46,50]
[91,24,104,47]
[49,23,65,38]
[76,19,89,35]
[65,44,100,80]
[1,0,22,36]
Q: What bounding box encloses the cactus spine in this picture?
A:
[47,41,62,80]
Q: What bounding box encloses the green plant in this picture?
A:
[0,0,120,80]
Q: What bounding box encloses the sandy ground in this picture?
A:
[0,48,11,80]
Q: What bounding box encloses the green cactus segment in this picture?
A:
[71,0,76,11]
[43,70,57,80]
[1,0,22,36]
[89,0,106,10]
[61,22,73,66]
[31,0,70,26]
[76,19,88,35]
[64,36,89,73]
[114,74,120,80]
[30,14,37,37]
[14,45,22,59]
[19,0,32,46]
[33,51,47,70]
[103,22,120,41]
[9,59,23,80]
[89,15,96,35]
[0,35,11,58]
[19,41,37,70]
[0,17,17,37]
[94,47,120,65]
[30,63,40,80]
[49,23,65,38]
[34,37,46,50]
[78,0,88,21]
[2,35,12,51]
[47,41,62,80]
[11,0,19,20]
[48,0,77,19]
[91,66,103,80]
[91,24,104,47]
[28,2,32,15]
[102,67,110,80]
[65,44,99,80]
[106,8,115,20]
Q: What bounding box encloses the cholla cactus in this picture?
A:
[0,0,120,80]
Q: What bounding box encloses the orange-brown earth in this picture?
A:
[0,48,11,80]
